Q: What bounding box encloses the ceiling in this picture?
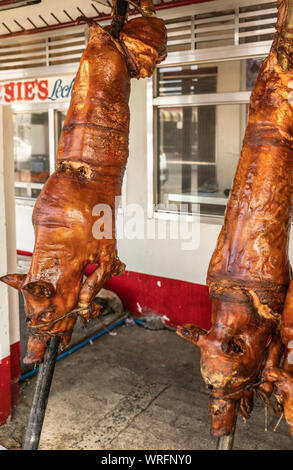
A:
[0,0,202,38]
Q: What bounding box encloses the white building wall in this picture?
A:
[0,106,19,360]
[15,201,34,253]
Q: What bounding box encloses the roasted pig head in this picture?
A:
[177,291,280,436]
[0,255,88,364]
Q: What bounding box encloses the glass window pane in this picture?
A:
[13,112,49,199]
[157,104,248,216]
[55,110,67,155]
[157,58,265,97]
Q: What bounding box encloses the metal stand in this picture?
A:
[217,431,236,450]
[23,336,60,450]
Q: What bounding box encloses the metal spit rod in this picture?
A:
[23,336,61,450]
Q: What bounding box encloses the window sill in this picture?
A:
[15,197,36,207]
[153,210,224,225]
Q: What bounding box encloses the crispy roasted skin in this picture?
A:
[178,0,293,437]
[0,2,167,363]
[280,279,293,346]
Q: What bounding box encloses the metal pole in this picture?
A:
[109,0,129,38]
[216,402,239,451]
[23,336,60,450]
[217,431,236,451]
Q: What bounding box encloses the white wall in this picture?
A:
[0,106,19,360]
[15,201,34,253]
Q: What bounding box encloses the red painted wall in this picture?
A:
[0,354,11,425]
[105,270,211,330]
[0,341,20,425]
[10,342,20,408]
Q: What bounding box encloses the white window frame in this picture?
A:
[12,100,69,202]
[148,15,275,221]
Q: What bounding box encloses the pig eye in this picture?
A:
[221,338,244,354]
[221,341,230,353]
[39,311,50,320]
[230,339,244,354]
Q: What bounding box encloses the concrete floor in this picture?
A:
[0,324,292,450]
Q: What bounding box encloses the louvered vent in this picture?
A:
[166,1,277,53]
[0,26,85,71]
[239,3,276,44]
[0,37,47,70]
[193,8,235,50]
[0,1,278,72]
[48,30,86,66]
[166,17,193,53]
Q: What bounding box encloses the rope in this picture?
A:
[28,306,86,334]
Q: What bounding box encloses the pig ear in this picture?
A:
[176,323,208,347]
[22,281,55,299]
[0,273,27,290]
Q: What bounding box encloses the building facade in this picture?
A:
[0,0,287,422]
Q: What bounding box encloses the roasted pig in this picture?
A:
[177,0,293,437]
[1,0,167,363]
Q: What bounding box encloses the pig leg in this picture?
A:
[78,254,125,321]
[262,364,293,437]
[259,334,285,398]
[239,389,254,421]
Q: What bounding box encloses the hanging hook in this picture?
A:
[75,15,97,27]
